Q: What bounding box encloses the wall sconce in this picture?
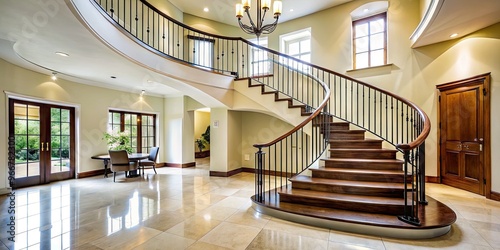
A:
[51,72,57,81]
[140,90,145,100]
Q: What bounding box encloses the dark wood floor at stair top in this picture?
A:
[254,189,457,229]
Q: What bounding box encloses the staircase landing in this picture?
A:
[252,188,456,239]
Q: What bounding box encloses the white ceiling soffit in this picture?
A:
[410,0,500,48]
[168,0,352,26]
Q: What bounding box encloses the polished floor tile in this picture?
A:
[1,159,500,250]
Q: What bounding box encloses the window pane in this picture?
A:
[112,113,120,122]
[288,42,300,56]
[300,39,311,53]
[371,49,385,66]
[300,54,310,63]
[355,37,369,53]
[124,114,131,125]
[371,33,385,50]
[61,110,70,122]
[370,18,385,34]
[355,23,368,38]
[51,109,60,122]
[356,52,369,69]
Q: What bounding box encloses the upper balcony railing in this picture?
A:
[91,0,430,226]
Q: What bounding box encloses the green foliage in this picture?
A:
[195,138,206,152]
[103,131,133,154]
[202,126,210,144]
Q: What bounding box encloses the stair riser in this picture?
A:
[330,132,365,140]
[330,151,396,159]
[322,161,403,170]
[311,171,410,183]
[330,141,382,149]
[279,194,409,216]
[292,182,405,198]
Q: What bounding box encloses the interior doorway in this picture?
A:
[436,73,491,197]
[9,99,76,188]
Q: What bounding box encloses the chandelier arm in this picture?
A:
[244,8,257,32]
[261,17,280,34]
[260,8,268,25]
[238,19,255,34]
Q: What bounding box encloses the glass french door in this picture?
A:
[9,99,75,188]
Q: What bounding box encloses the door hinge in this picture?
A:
[483,88,487,96]
[438,95,441,102]
[484,179,486,185]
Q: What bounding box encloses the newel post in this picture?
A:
[255,147,265,202]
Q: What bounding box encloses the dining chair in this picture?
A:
[139,147,159,174]
[109,150,138,182]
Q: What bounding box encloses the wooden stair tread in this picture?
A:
[322,158,404,164]
[312,167,407,175]
[330,148,398,153]
[255,191,457,230]
[279,188,410,205]
[329,139,383,143]
[291,175,412,189]
[331,129,365,133]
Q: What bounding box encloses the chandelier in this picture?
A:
[235,0,283,38]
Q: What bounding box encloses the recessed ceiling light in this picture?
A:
[55,52,69,57]
[203,7,209,12]
[450,33,458,38]
[290,9,294,12]
[363,8,369,12]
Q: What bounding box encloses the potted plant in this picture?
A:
[195,138,206,152]
[103,131,133,153]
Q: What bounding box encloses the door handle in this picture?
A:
[45,142,50,151]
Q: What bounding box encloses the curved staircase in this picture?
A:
[254,120,456,239]
[82,0,456,239]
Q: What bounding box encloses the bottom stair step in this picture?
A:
[279,188,411,215]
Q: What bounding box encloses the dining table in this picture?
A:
[91,153,149,178]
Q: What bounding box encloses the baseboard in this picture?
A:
[78,169,107,178]
[210,168,243,177]
[491,191,500,202]
[425,176,440,183]
[165,162,196,168]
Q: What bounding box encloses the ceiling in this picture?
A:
[168,0,352,26]
[0,0,498,98]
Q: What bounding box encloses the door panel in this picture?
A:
[461,89,479,141]
[439,84,484,195]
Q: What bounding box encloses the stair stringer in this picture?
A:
[233,79,309,128]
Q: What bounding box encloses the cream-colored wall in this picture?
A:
[228,111,242,171]
[149,0,183,22]
[183,13,250,38]
[240,112,294,169]
[0,59,164,192]
[194,110,210,151]
[164,96,195,164]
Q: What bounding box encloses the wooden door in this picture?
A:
[437,73,491,196]
[9,99,75,188]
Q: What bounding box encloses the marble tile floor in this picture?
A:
[1,158,500,250]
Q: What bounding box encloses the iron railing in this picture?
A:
[91,0,430,225]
